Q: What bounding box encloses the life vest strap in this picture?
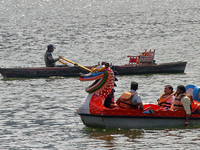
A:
[159,102,171,105]
[119,100,138,109]
[173,104,184,107]
[175,98,181,101]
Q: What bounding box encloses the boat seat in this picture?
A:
[127,56,138,65]
[139,56,154,63]
[127,49,155,65]
[139,49,155,64]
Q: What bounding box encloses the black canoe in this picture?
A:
[0,61,187,78]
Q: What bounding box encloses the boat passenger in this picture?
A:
[44,44,66,67]
[91,62,106,73]
[116,81,143,110]
[104,65,118,108]
[104,89,118,108]
[79,62,110,78]
[170,85,193,126]
[135,51,151,65]
[156,85,175,110]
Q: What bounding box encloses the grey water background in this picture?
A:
[1,0,200,149]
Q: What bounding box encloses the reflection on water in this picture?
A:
[82,127,144,148]
[81,125,200,149]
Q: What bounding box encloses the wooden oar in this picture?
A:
[58,60,67,65]
[61,57,91,72]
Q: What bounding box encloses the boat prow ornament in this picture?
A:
[77,66,200,129]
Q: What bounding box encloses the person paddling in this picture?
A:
[44,44,67,67]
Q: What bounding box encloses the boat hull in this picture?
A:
[0,61,187,78]
[114,61,187,75]
[79,114,200,129]
[0,66,90,78]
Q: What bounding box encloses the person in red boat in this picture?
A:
[104,89,117,108]
[170,85,193,126]
[116,81,143,110]
[103,62,119,108]
[156,85,175,110]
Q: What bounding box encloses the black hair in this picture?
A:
[177,85,186,93]
[131,81,138,90]
[105,62,109,68]
[166,85,173,93]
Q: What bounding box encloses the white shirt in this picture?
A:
[130,90,142,105]
[181,96,191,115]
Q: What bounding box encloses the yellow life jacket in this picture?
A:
[91,65,105,73]
[118,91,137,109]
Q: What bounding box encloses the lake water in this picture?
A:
[1,0,200,149]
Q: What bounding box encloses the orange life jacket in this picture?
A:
[191,100,200,114]
[118,91,137,109]
[171,94,192,111]
[158,92,175,108]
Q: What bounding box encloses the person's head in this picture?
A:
[164,85,173,95]
[105,62,109,68]
[130,81,138,91]
[176,85,186,95]
[101,62,106,65]
[47,44,55,52]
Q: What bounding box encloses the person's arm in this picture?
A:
[156,93,163,106]
[138,102,143,110]
[47,53,59,63]
[170,103,174,110]
[155,100,159,105]
[136,95,143,110]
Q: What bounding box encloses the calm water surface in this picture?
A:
[1,0,200,149]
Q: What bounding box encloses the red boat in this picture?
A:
[77,66,200,129]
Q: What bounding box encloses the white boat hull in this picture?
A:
[79,114,200,129]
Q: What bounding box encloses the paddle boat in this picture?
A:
[0,50,187,78]
[77,65,200,129]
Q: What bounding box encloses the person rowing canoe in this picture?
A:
[44,44,68,67]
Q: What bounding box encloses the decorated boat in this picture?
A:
[77,65,200,129]
[0,50,187,78]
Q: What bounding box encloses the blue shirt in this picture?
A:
[130,89,142,105]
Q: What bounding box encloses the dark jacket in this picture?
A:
[44,51,59,67]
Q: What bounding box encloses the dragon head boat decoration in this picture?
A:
[78,64,115,115]
[77,64,200,129]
